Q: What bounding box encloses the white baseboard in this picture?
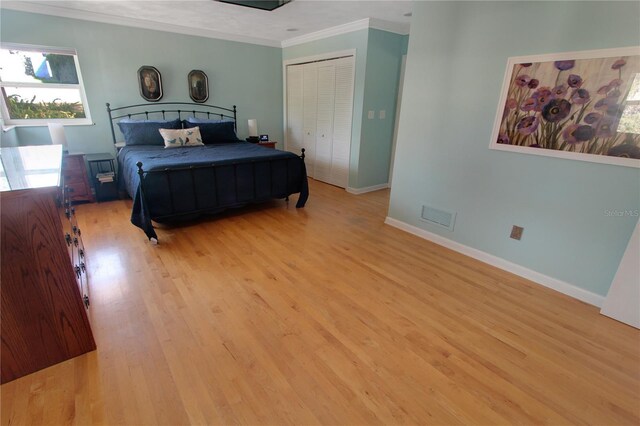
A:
[346,183,390,195]
[384,217,605,307]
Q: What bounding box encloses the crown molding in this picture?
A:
[369,18,410,36]
[1,2,410,49]
[281,18,370,48]
[281,17,410,48]
[0,1,282,48]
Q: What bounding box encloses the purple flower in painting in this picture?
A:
[515,75,531,87]
[607,89,622,99]
[497,133,511,144]
[609,78,623,87]
[567,74,583,88]
[520,63,532,68]
[532,87,554,111]
[552,85,568,97]
[570,88,590,105]
[611,58,627,70]
[608,144,640,159]
[517,115,539,135]
[594,97,613,110]
[583,112,602,124]
[597,84,611,95]
[595,116,618,138]
[606,103,624,118]
[563,124,595,144]
[528,78,539,89]
[542,99,571,122]
[506,98,518,110]
[520,98,536,112]
[554,60,575,71]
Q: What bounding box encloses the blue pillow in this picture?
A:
[183,118,240,144]
[117,118,182,146]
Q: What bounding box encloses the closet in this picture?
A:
[286,56,355,188]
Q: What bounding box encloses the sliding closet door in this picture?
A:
[329,57,354,188]
[285,55,355,188]
[302,63,318,177]
[314,63,336,183]
[286,64,304,155]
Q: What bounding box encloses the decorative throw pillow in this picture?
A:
[159,127,204,148]
[117,118,182,146]
[183,118,240,144]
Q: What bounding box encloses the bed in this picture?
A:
[107,102,308,242]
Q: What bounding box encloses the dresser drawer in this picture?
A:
[62,154,95,203]
[62,155,85,172]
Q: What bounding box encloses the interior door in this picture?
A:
[302,62,318,177]
[329,57,354,188]
[286,64,304,154]
[314,63,336,183]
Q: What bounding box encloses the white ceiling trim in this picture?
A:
[280,18,370,48]
[1,2,409,50]
[0,1,282,48]
[369,18,410,36]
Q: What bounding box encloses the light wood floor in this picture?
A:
[2,178,639,425]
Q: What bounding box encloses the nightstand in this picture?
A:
[62,153,95,203]
[86,153,118,202]
[257,141,277,149]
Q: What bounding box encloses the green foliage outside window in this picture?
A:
[5,94,85,119]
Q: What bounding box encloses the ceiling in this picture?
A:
[1,0,412,47]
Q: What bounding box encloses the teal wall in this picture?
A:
[283,28,405,189]
[283,30,369,187]
[0,9,284,153]
[359,29,404,188]
[0,128,19,147]
[390,1,640,296]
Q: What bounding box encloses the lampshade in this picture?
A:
[248,119,258,137]
[47,123,68,148]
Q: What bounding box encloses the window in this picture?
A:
[0,43,92,126]
[618,73,640,134]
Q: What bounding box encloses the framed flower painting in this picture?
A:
[490,46,640,168]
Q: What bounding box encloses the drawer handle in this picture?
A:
[74,265,81,278]
[65,208,71,219]
[72,225,78,235]
[79,248,85,259]
[65,233,72,246]
[80,262,86,273]
[73,237,79,247]
[83,295,90,308]
[71,207,76,216]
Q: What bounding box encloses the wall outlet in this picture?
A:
[379,110,386,119]
[510,225,524,240]
[368,110,375,119]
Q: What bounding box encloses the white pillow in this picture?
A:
[159,127,204,148]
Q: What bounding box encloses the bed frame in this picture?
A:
[106,101,238,146]
[106,102,307,242]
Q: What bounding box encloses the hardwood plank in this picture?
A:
[1,178,638,425]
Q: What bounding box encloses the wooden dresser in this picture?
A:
[0,145,95,384]
[62,153,95,203]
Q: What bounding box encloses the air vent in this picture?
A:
[421,205,456,231]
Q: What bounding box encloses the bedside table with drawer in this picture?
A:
[257,141,277,149]
[62,153,95,203]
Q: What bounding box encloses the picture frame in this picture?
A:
[188,70,209,103]
[137,66,163,102]
[489,46,640,168]
[260,134,269,142]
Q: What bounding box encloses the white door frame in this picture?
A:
[389,54,406,187]
[282,49,356,153]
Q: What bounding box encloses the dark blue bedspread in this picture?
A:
[117,142,308,240]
